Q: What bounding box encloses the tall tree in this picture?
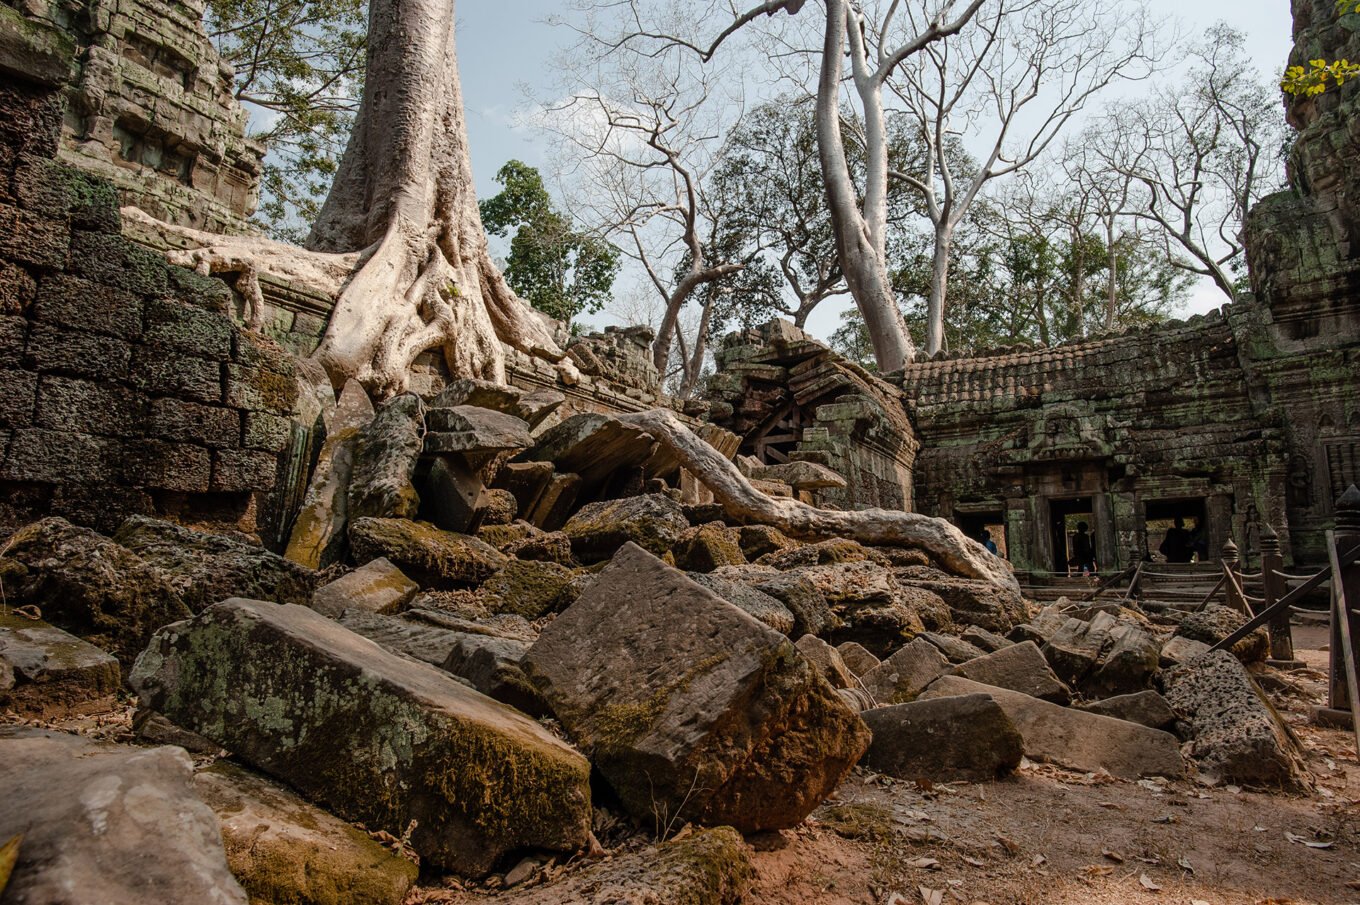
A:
[563,0,984,373]
[129,0,577,396]
[544,38,759,385]
[1090,25,1287,299]
[206,0,367,239]
[886,0,1158,355]
[479,160,620,325]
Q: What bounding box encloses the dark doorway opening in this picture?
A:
[1049,496,1095,575]
[1145,497,1208,563]
[958,510,1007,560]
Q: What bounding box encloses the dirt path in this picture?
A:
[745,651,1359,905]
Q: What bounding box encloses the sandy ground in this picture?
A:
[741,631,1359,905]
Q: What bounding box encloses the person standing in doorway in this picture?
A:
[1160,516,1194,563]
[1069,521,1097,576]
[980,528,999,556]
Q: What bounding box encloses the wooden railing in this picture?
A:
[1207,485,1360,750]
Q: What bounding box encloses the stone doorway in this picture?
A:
[1049,496,1096,575]
[1145,497,1209,563]
[957,510,1007,560]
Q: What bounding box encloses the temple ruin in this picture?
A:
[1,0,1358,902]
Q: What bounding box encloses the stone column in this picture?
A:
[1093,492,1118,573]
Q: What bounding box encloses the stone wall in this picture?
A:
[900,310,1282,574]
[0,16,297,540]
[705,322,919,512]
[20,0,264,233]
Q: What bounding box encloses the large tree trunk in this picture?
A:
[305,0,569,396]
[815,0,916,373]
[925,224,953,357]
[126,0,574,397]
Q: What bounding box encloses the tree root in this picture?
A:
[619,408,1019,593]
[122,207,580,395]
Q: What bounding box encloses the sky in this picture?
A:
[454,1,1298,344]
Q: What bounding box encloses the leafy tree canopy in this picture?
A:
[206,0,367,240]
[479,160,621,324]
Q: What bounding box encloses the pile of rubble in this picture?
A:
[0,382,1313,904]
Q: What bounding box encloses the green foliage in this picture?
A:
[828,308,876,369]
[1280,0,1360,96]
[479,161,620,324]
[1281,58,1360,97]
[206,0,367,240]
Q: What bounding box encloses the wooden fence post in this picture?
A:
[1261,524,1298,666]
[1328,486,1360,722]
[1222,537,1247,614]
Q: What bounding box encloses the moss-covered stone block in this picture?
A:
[130,598,593,877]
[0,517,190,667]
[478,558,576,618]
[523,543,870,832]
[195,762,418,905]
[349,517,507,589]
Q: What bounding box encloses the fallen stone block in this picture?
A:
[737,524,796,560]
[758,538,872,569]
[442,634,546,717]
[835,641,881,678]
[919,675,1185,780]
[336,608,469,667]
[0,727,247,904]
[0,516,190,665]
[1088,621,1160,697]
[479,488,518,525]
[520,413,656,497]
[492,461,553,519]
[918,631,987,664]
[1041,612,1114,686]
[1174,605,1268,663]
[1159,635,1211,668]
[115,515,317,611]
[525,473,581,531]
[523,543,869,832]
[424,405,533,455]
[196,762,418,905]
[862,693,1023,783]
[894,566,1027,633]
[0,612,119,717]
[1161,650,1310,790]
[796,633,856,689]
[130,598,593,875]
[1006,604,1069,646]
[478,558,577,618]
[671,522,747,572]
[349,517,507,588]
[689,571,796,635]
[860,638,950,705]
[346,393,424,520]
[562,492,689,563]
[311,556,419,618]
[950,640,1071,704]
[961,625,1012,653]
[743,569,836,637]
[430,379,564,429]
[284,379,374,569]
[483,826,752,904]
[503,528,574,566]
[1075,690,1177,731]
